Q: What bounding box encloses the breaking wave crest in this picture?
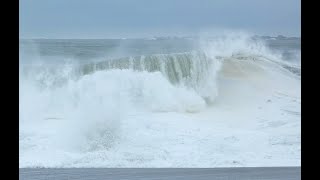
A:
[19,34,301,167]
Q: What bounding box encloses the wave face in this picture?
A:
[77,52,221,103]
[19,34,301,167]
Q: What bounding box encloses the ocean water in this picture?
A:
[19,33,301,167]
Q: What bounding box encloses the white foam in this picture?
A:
[19,33,300,167]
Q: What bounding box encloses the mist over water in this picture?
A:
[19,33,301,167]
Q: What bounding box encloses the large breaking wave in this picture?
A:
[19,34,301,167]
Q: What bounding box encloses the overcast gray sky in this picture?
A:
[19,0,301,38]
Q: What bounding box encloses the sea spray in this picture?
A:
[19,34,300,167]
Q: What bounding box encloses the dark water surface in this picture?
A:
[20,167,301,180]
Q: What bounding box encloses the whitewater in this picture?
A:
[19,33,301,167]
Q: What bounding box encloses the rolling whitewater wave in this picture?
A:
[19,35,301,167]
[20,50,299,106]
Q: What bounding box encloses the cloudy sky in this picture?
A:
[19,0,301,38]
